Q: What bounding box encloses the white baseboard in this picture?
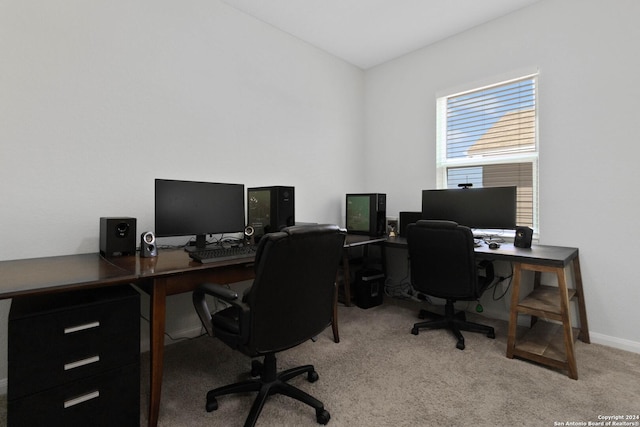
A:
[139,325,204,353]
[589,332,640,354]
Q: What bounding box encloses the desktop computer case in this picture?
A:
[247,186,295,237]
[355,268,385,309]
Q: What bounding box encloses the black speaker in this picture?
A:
[399,211,422,237]
[247,186,295,238]
[100,217,136,256]
[140,231,157,257]
[514,226,533,248]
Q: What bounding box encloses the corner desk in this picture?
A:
[386,236,590,379]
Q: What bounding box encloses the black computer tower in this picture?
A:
[355,268,385,309]
[247,186,295,238]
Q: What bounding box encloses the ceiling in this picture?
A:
[221,0,541,69]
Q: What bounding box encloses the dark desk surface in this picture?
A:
[0,253,137,299]
[385,236,578,268]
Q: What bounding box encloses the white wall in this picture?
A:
[364,0,640,351]
[0,0,364,387]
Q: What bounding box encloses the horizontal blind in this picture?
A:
[446,77,536,159]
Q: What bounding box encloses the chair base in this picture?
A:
[411,301,495,350]
[205,353,330,427]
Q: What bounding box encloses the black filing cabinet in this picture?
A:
[7,285,140,427]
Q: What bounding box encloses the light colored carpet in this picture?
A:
[141,297,639,427]
[1,297,639,426]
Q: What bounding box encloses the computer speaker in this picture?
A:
[100,217,137,256]
[244,225,255,246]
[514,226,533,248]
[140,231,158,257]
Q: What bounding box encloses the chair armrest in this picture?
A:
[197,282,239,301]
[192,283,239,337]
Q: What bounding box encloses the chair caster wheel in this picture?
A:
[308,370,319,383]
[456,340,465,350]
[251,360,263,377]
[487,330,496,339]
[206,398,218,412]
[411,327,419,335]
[316,408,330,425]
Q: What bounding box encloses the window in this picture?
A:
[436,75,538,232]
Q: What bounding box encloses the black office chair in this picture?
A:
[192,224,346,427]
[407,220,496,350]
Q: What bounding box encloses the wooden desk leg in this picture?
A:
[557,266,578,380]
[572,256,590,343]
[332,281,340,343]
[506,263,522,359]
[148,278,167,427]
[342,252,352,307]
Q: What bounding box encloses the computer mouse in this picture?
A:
[488,242,500,250]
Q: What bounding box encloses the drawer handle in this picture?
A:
[64,321,100,334]
[64,355,100,371]
[64,390,100,409]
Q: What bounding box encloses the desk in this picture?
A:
[1,246,345,427]
[0,250,255,427]
[106,249,256,426]
[386,236,590,379]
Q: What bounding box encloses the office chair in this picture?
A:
[407,220,496,350]
[193,224,346,427]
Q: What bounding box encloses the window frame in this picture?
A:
[435,74,539,237]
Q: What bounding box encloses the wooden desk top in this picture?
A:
[0,249,257,300]
[104,248,255,278]
[0,253,137,299]
[385,236,578,268]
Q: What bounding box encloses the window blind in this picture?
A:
[437,75,538,230]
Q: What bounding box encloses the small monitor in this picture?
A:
[346,193,386,236]
[421,186,517,230]
[155,179,245,250]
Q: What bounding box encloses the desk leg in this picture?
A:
[506,263,522,359]
[572,256,590,343]
[332,281,340,343]
[341,252,352,306]
[148,278,167,427]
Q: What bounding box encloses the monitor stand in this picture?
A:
[184,234,208,253]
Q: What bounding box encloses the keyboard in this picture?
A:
[189,246,257,264]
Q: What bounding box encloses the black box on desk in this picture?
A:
[355,269,385,309]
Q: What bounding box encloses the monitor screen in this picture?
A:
[421,186,517,230]
[155,179,245,248]
[346,194,372,233]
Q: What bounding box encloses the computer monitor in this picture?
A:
[155,179,245,250]
[345,193,386,236]
[421,186,517,230]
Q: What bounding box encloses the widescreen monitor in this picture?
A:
[421,186,517,230]
[155,179,245,250]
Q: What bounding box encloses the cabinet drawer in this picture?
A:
[8,285,140,400]
[7,362,140,427]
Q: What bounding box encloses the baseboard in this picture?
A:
[139,325,204,353]
[589,332,640,354]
